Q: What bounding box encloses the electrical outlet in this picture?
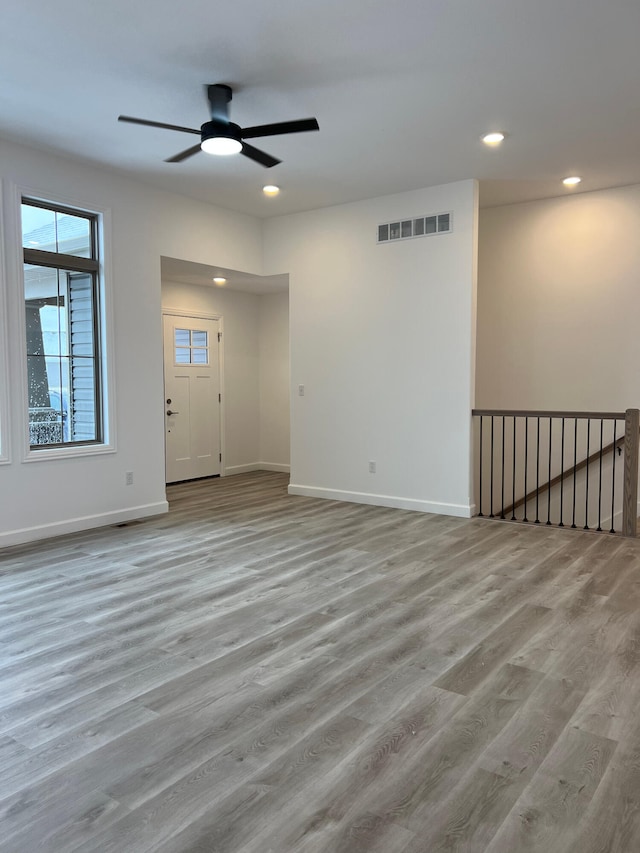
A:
[298,384,305,396]
[369,461,376,474]
[125,471,134,486]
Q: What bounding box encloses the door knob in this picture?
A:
[166,410,179,416]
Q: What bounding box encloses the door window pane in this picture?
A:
[174,328,209,365]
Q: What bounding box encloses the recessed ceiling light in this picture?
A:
[482,132,506,146]
[201,137,242,156]
[263,185,280,196]
[562,176,582,186]
[213,277,227,285]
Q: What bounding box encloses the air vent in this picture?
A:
[377,211,452,243]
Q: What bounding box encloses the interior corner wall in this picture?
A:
[262,179,479,517]
[0,137,262,547]
[476,183,640,411]
[259,291,290,471]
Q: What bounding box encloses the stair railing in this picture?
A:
[472,408,640,537]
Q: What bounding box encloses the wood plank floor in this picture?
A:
[1,471,640,852]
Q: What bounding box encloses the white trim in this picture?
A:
[98,205,117,452]
[224,462,290,475]
[0,501,169,549]
[0,179,11,463]
[162,308,224,478]
[259,462,290,473]
[5,181,117,462]
[162,307,222,321]
[225,462,261,475]
[21,443,117,462]
[287,483,474,517]
[600,499,640,533]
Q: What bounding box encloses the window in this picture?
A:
[21,199,103,448]
[174,328,209,365]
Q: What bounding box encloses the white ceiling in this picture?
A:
[161,258,288,294]
[3,0,640,218]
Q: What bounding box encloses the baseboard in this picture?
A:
[0,501,169,549]
[287,483,473,518]
[225,463,261,476]
[258,462,290,473]
[600,499,640,533]
[225,462,290,476]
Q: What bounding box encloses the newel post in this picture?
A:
[622,408,639,537]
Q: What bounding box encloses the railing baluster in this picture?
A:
[490,416,495,518]
[584,419,591,529]
[523,417,529,522]
[478,416,483,517]
[597,418,604,531]
[512,416,517,521]
[500,417,506,519]
[610,419,617,534]
[535,417,540,524]
[559,418,565,527]
[572,418,578,529]
[547,417,553,525]
[471,408,630,537]
[622,408,639,538]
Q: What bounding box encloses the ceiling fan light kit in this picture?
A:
[201,122,243,155]
[118,83,319,168]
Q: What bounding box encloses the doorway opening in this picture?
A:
[161,258,290,486]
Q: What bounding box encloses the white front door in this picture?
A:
[163,314,221,483]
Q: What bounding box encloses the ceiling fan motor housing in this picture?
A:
[201,119,241,145]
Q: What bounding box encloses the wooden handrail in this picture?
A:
[502,435,624,517]
[472,408,626,420]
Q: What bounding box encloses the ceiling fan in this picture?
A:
[118,84,319,168]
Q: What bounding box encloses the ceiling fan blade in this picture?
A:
[118,115,200,136]
[241,118,319,139]
[241,142,281,168]
[165,143,202,163]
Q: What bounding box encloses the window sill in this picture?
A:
[23,442,115,463]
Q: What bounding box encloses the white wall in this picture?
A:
[476,183,640,410]
[0,137,479,545]
[259,292,290,471]
[263,180,479,516]
[0,138,262,547]
[161,282,290,474]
